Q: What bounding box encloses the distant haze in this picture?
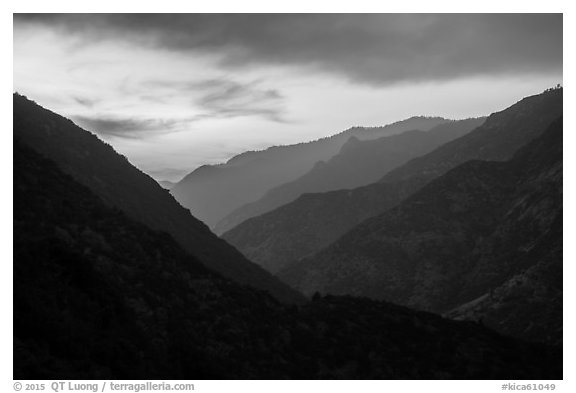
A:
[13,14,562,181]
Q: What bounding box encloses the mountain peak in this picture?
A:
[339,135,362,152]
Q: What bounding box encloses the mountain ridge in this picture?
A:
[223,88,562,279]
[217,118,485,236]
[13,93,304,304]
[13,143,561,378]
[171,116,452,227]
[279,116,562,345]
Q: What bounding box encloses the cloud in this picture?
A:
[146,78,288,122]
[72,115,185,139]
[193,79,286,122]
[14,14,562,85]
[73,96,98,108]
[69,77,287,140]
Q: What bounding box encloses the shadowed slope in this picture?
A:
[281,118,562,345]
[13,93,304,304]
[13,145,561,379]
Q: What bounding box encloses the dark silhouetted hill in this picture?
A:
[13,93,304,304]
[13,145,561,379]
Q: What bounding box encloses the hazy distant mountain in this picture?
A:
[13,93,303,304]
[13,145,561,379]
[171,116,450,227]
[280,117,562,345]
[224,89,562,278]
[158,180,176,190]
[216,118,485,236]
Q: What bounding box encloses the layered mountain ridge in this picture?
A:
[280,117,563,345]
[216,118,485,236]
[171,116,451,227]
[223,89,563,283]
[13,88,563,379]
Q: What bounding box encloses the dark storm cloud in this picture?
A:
[73,115,184,139]
[14,14,562,85]
[146,78,287,122]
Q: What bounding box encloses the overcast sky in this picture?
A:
[13,14,562,181]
